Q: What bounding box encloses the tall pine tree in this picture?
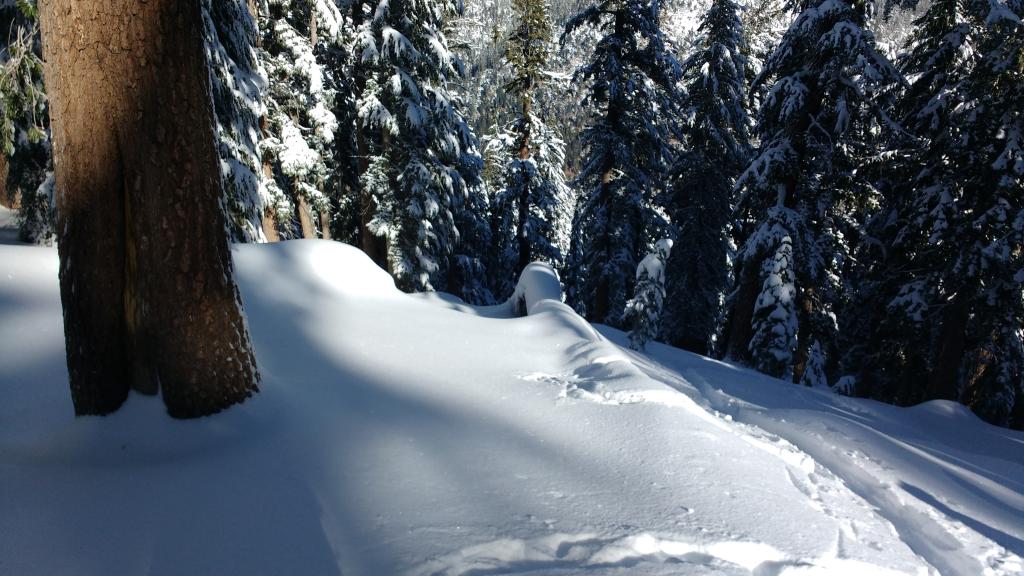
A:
[661,0,751,356]
[725,0,901,385]
[846,0,1024,428]
[488,0,572,299]
[355,0,489,294]
[258,0,347,240]
[561,0,682,328]
[204,0,271,242]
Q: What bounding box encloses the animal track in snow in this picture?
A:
[520,370,694,409]
[520,341,701,410]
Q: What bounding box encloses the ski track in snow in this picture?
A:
[613,344,1024,576]
[500,330,1023,576]
[489,342,908,576]
[403,280,1022,576]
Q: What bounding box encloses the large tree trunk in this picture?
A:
[40,0,259,418]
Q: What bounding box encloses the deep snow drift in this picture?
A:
[1,228,1021,575]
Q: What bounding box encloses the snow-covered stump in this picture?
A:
[506,262,563,317]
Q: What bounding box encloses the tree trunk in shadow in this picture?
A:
[929,294,970,401]
[0,153,9,207]
[723,258,759,364]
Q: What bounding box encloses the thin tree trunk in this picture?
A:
[0,153,9,208]
[929,294,970,400]
[261,158,281,241]
[515,92,532,274]
[295,193,317,239]
[319,211,332,240]
[306,5,330,243]
[40,0,259,418]
[792,286,817,383]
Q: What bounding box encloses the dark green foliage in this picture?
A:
[727,0,900,384]
[485,0,572,300]
[561,0,683,328]
[505,0,552,112]
[661,0,751,356]
[846,0,1024,428]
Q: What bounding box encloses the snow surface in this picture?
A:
[1,235,1022,576]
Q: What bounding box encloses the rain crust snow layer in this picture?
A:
[0,230,1021,576]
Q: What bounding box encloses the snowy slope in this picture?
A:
[1,237,1022,576]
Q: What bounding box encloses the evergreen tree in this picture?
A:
[356,0,488,293]
[447,169,497,304]
[846,0,1024,428]
[747,229,798,377]
[258,0,346,240]
[488,0,573,298]
[661,0,751,356]
[203,0,271,242]
[725,0,901,383]
[626,239,672,350]
[561,0,682,328]
[0,1,52,244]
[741,0,790,82]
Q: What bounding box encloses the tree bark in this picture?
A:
[792,286,817,384]
[928,294,970,401]
[723,259,759,363]
[515,91,532,275]
[296,192,317,239]
[261,157,281,241]
[0,153,10,208]
[40,0,260,418]
[319,210,332,240]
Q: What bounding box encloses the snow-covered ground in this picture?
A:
[1,222,1021,575]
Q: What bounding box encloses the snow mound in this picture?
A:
[508,261,563,316]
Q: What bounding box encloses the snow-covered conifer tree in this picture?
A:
[258,0,346,240]
[741,0,790,81]
[626,239,672,350]
[0,1,52,244]
[744,219,798,378]
[846,0,1024,428]
[561,0,682,328]
[725,0,901,383]
[203,0,272,242]
[355,0,488,293]
[487,0,573,299]
[661,0,751,356]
